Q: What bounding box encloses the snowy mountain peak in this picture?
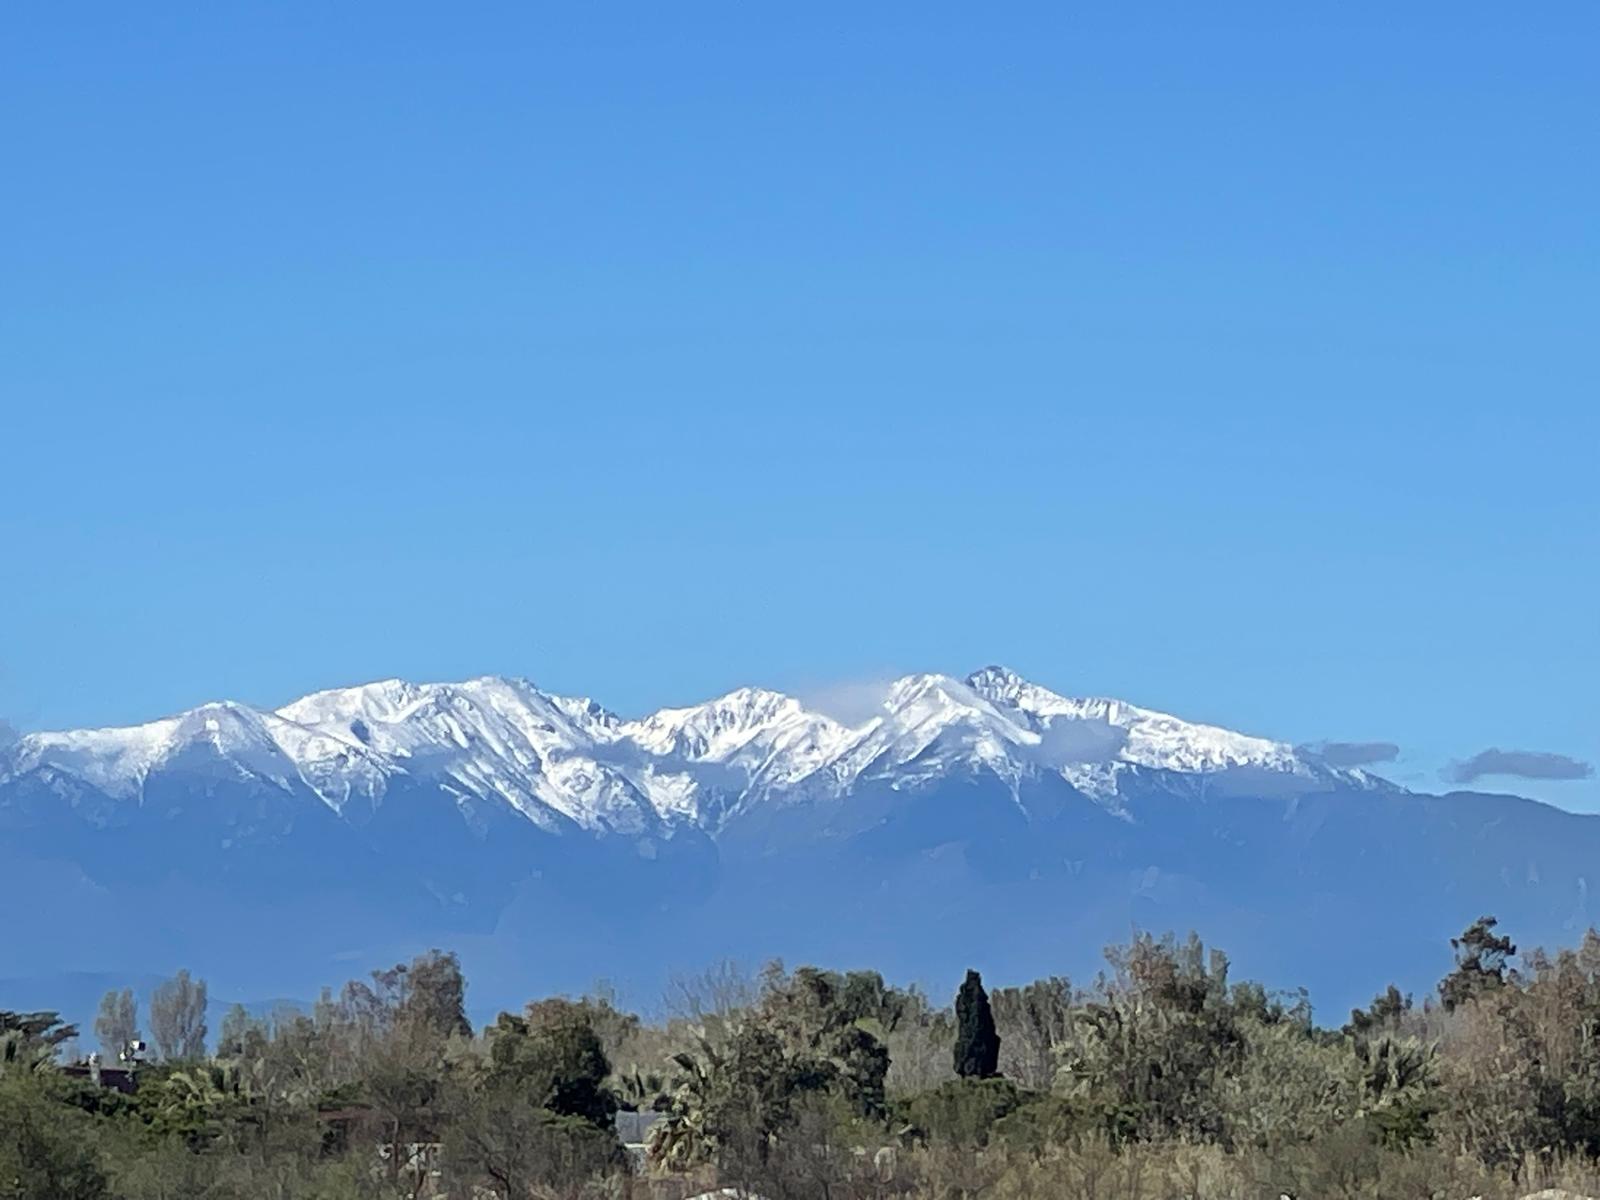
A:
[621,686,849,768]
[876,672,1036,746]
[964,663,1029,696]
[965,664,1079,713]
[815,672,1038,790]
[3,667,1382,838]
[276,677,429,728]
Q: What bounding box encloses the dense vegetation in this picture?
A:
[10,917,1600,1198]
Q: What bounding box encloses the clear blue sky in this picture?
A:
[3,4,1595,808]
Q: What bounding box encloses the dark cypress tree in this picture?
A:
[953,969,1001,1079]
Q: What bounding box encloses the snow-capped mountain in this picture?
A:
[4,667,1372,841]
[3,665,1590,1021]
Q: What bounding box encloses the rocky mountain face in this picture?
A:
[2,667,1591,1019]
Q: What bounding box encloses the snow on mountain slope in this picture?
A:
[548,695,625,742]
[820,673,1040,792]
[3,667,1377,838]
[620,688,854,794]
[965,665,1299,774]
[9,701,391,811]
[278,676,661,834]
[9,715,186,799]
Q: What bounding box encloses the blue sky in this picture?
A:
[3,3,1595,808]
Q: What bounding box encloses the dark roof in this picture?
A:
[62,1064,139,1095]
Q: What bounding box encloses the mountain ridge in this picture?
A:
[5,665,1383,840]
[5,665,1583,1020]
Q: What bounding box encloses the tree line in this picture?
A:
[6,916,1600,1198]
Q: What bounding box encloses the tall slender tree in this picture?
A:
[94,988,139,1058]
[953,969,1001,1079]
[150,970,208,1061]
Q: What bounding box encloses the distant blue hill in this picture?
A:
[3,668,1590,1022]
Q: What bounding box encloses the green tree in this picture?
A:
[137,1061,249,1148]
[901,1076,1026,1146]
[1058,934,1242,1143]
[0,1073,110,1200]
[214,1003,266,1061]
[397,949,472,1041]
[1351,1033,1438,1148]
[651,1019,830,1171]
[488,1000,617,1128]
[953,969,1000,1079]
[1344,983,1412,1038]
[755,965,891,1117]
[0,1011,77,1076]
[442,999,624,1197]
[443,1099,619,1200]
[339,949,472,1045]
[1440,916,1516,1012]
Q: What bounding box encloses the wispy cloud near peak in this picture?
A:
[1443,748,1595,785]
